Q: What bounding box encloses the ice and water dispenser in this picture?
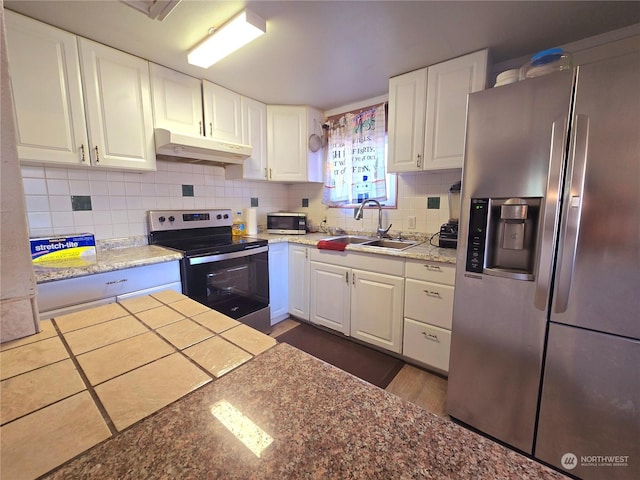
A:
[465,197,541,280]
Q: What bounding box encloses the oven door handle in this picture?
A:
[188,246,268,265]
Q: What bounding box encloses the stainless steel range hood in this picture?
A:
[154,128,252,166]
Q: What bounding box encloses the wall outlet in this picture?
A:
[408,216,416,229]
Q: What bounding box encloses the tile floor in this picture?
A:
[0,290,276,480]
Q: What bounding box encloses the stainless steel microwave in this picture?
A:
[267,212,307,234]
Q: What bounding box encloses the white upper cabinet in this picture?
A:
[387,68,427,172]
[387,49,488,172]
[150,64,204,136]
[5,11,89,166]
[202,81,243,144]
[423,49,488,170]
[267,105,323,183]
[79,38,156,171]
[226,97,268,180]
[5,12,156,171]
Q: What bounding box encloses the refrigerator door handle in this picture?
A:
[554,114,590,314]
[534,118,568,311]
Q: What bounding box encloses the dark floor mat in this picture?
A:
[276,323,405,389]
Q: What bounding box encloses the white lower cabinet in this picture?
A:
[268,242,289,324]
[309,262,350,334]
[350,269,404,353]
[309,250,404,354]
[403,319,452,372]
[37,261,181,319]
[288,244,310,320]
[402,259,455,373]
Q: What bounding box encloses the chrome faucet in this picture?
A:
[355,199,392,238]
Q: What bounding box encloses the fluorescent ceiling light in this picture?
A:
[188,9,266,68]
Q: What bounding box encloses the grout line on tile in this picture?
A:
[51,319,118,436]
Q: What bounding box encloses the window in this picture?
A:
[322,103,397,208]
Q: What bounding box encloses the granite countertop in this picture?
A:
[33,244,183,284]
[42,343,566,480]
[34,231,455,285]
[257,232,458,264]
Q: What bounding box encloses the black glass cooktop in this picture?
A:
[149,227,267,256]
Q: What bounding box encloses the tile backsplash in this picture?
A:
[21,161,289,240]
[21,161,460,241]
[288,170,462,236]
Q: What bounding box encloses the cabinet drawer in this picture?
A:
[405,259,455,285]
[404,279,454,330]
[37,261,180,312]
[403,318,451,373]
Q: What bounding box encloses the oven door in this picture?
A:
[183,247,269,321]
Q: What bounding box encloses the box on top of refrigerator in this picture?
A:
[30,233,96,267]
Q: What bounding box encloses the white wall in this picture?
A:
[21,160,289,240]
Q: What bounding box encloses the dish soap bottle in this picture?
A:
[232,211,245,237]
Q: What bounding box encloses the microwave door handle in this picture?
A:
[534,118,567,311]
[554,114,589,314]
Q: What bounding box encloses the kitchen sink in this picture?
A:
[324,235,377,244]
[322,235,422,250]
[364,239,422,250]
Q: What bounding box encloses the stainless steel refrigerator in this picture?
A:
[447,51,639,480]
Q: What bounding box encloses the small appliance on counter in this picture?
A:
[267,212,307,234]
[438,181,461,249]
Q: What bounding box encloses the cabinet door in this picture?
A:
[239,97,268,180]
[288,245,309,320]
[202,81,243,143]
[150,63,203,136]
[267,105,308,181]
[351,269,404,353]
[268,242,289,323]
[387,68,427,173]
[79,38,156,171]
[5,11,89,166]
[309,262,350,335]
[423,49,488,170]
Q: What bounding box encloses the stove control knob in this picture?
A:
[223,214,229,219]
[158,216,166,223]
[168,216,175,222]
[216,214,222,220]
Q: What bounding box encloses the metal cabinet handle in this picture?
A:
[94,146,100,163]
[80,144,86,163]
[422,332,439,342]
[199,121,202,136]
[416,153,422,168]
[424,264,441,271]
[345,271,349,284]
[269,168,272,179]
[424,290,441,298]
[105,279,128,285]
[209,122,213,136]
[305,248,308,260]
[264,168,268,179]
[352,272,355,285]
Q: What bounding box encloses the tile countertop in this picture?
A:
[41,342,567,480]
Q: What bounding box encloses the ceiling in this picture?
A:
[4,1,640,111]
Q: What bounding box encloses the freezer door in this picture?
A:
[447,71,574,454]
[551,51,640,338]
[536,323,640,479]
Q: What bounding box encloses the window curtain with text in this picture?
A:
[322,103,387,206]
